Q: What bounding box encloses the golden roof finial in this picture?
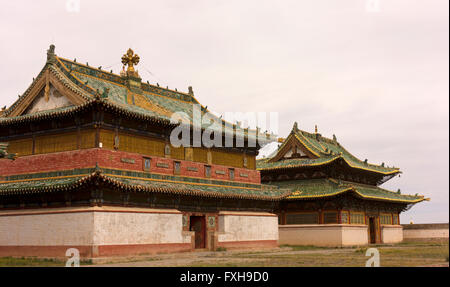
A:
[315,125,318,133]
[121,48,140,76]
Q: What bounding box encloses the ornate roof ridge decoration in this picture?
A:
[57,55,195,100]
[0,166,292,200]
[121,48,140,77]
[57,50,267,140]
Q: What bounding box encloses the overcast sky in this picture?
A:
[0,0,448,223]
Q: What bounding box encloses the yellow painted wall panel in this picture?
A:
[171,146,185,160]
[7,138,33,156]
[212,150,243,168]
[35,132,78,154]
[193,147,208,163]
[99,130,115,150]
[80,129,96,149]
[118,132,165,157]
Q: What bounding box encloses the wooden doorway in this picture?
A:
[190,216,206,249]
[368,217,377,244]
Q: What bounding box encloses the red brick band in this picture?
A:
[0,243,192,258]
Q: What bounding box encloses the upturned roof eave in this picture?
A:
[284,181,426,203]
[257,155,400,176]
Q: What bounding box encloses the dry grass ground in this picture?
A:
[0,241,448,267]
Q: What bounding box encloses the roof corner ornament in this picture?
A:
[102,87,110,98]
[46,44,56,64]
[0,106,6,117]
[0,142,17,160]
[315,125,318,134]
[121,48,140,78]
[293,122,298,132]
[333,134,337,142]
[188,86,194,95]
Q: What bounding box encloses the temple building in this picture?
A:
[0,46,427,258]
[257,123,428,246]
[0,46,287,258]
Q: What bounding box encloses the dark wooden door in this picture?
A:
[369,217,376,244]
[190,216,206,249]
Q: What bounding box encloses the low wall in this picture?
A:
[402,223,449,241]
[0,206,191,258]
[279,224,368,247]
[381,225,403,244]
[217,211,278,249]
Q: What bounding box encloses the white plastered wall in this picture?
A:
[279,224,368,246]
[381,225,403,243]
[92,209,185,245]
[0,206,189,247]
[217,211,278,242]
[0,209,94,246]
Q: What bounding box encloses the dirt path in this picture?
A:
[89,247,355,267]
[86,242,449,267]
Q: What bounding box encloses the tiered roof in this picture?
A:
[258,123,400,175]
[257,123,428,204]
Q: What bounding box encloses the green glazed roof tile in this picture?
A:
[0,167,290,200]
[257,124,400,175]
[276,178,427,203]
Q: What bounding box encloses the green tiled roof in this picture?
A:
[257,123,400,175]
[0,167,290,200]
[0,176,87,194]
[275,178,427,203]
[257,155,341,170]
[1,49,275,144]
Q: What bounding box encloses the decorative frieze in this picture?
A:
[156,162,169,168]
[120,158,135,164]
